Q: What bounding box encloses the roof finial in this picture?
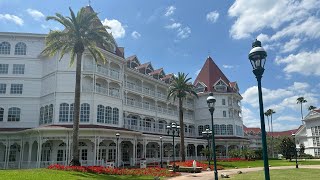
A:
[208,49,211,58]
[88,0,91,6]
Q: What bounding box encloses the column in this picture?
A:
[4,138,9,169]
[132,139,136,166]
[37,138,42,168]
[143,140,147,159]
[93,136,97,166]
[195,144,198,160]
[19,139,23,169]
[226,144,229,158]
[28,141,32,167]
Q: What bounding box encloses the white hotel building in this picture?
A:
[0,7,247,169]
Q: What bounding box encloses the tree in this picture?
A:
[41,7,114,166]
[264,111,271,134]
[279,137,295,161]
[296,97,307,120]
[308,105,317,111]
[265,109,276,157]
[167,72,198,161]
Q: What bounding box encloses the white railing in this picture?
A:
[110,68,120,80]
[124,118,166,134]
[83,86,120,98]
[85,65,121,80]
[7,162,19,169]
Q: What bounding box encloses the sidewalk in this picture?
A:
[167,165,320,180]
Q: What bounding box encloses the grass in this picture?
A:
[0,169,155,180]
[204,159,320,169]
[230,169,320,180]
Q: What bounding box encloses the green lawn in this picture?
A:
[0,169,155,180]
[204,159,320,169]
[230,169,320,180]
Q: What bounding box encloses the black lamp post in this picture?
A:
[207,93,218,180]
[248,39,270,180]
[202,128,212,170]
[116,132,120,168]
[292,133,299,168]
[160,136,163,168]
[167,122,180,172]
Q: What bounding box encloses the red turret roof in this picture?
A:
[194,56,232,92]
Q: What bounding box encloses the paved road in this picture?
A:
[167,165,320,180]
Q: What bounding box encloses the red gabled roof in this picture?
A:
[161,73,173,80]
[126,55,136,61]
[136,62,151,69]
[268,128,299,137]
[314,109,320,113]
[244,126,261,134]
[149,68,164,75]
[194,56,231,92]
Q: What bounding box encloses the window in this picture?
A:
[220,125,227,135]
[0,84,6,94]
[223,111,227,117]
[81,149,88,160]
[198,125,204,136]
[14,42,26,55]
[48,104,53,123]
[69,103,74,122]
[44,105,49,124]
[112,108,119,124]
[105,106,112,124]
[0,42,10,55]
[41,143,51,161]
[222,99,226,105]
[80,103,90,122]
[12,64,25,74]
[108,143,116,161]
[10,84,23,94]
[214,80,227,92]
[0,107,3,121]
[214,124,220,135]
[59,103,69,122]
[8,107,21,121]
[97,105,105,123]
[9,144,18,162]
[0,64,8,74]
[227,124,233,135]
[39,107,44,125]
[57,150,65,161]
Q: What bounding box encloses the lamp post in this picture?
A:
[202,128,212,170]
[207,93,218,180]
[292,133,299,168]
[167,122,180,172]
[248,39,270,180]
[160,136,163,168]
[116,132,120,168]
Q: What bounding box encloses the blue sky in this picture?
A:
[1,0,319,131]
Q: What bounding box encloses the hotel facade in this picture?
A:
[0,7,248,169]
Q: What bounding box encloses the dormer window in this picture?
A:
[214,80,227,92]
[195,82,206,93]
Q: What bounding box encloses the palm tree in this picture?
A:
[296,97,307,120]
[267,109,276,158]
[41,7,114,166]
[167,72,198,162]
[264,111,271,134]
[308,105,317,111]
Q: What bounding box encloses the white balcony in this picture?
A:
[83,85,120,98]
[84,65,120,80]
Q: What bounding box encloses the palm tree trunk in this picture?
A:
[300,103,303,120]
[270,114,274,158]
[179,98,185,162]
[71,52,82,166]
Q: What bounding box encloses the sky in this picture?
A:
[0,0,319,131]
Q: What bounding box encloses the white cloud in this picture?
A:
[101,18,125,39]
[165,22,181,29]
[228,0,320,39]
[223,65,234,69]
[26,8,45,21]
[281,38,301,53]
[0,14,23,26]
[275,115,299,122]
[131,31,141,39]
[275,50,320,76]
[206,11,219,23]
[165,6,176,16]
[177,27,191,39]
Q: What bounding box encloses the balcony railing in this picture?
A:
[83,86,120,98]
[84,65,120,80]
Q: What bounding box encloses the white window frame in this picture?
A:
[0,83,6,94]
[8,107,21,121]
[10,84,23,94]
[14,42,26,55]
[0,64,9,74]
[12,64,25,74]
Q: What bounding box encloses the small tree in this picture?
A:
[279,137,295,161]
[229,149,242,158]
[254,149,263,160]
[201,147,212,161]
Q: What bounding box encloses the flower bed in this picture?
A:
[170,160,224,171]
[48,164,180,177]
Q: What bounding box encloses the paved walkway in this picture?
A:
[167,165,320,180]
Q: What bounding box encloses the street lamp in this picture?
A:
[207,93,218,180]
[202,128,212,170]
[248,39,270,180]
[160,136,163,168]
[292,133,299,168]
[116,132,120,168]
[167,122,180,172]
